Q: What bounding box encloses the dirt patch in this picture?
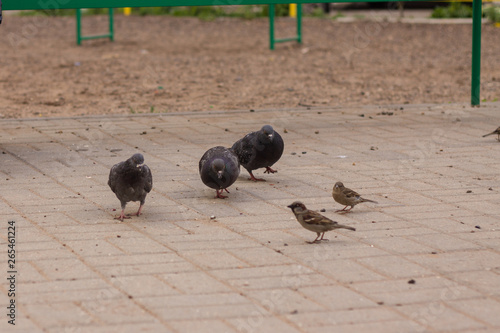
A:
[0,15,499,118]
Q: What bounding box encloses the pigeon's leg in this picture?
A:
[114,209,131,222]
[135,204,145,216]
[248,171,266,182]
[264,166,277,174]
[224,188,230,193]
[319,232,329,241]
[215,189,228,199]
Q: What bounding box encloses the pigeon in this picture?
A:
[287,201,356,243]
[231,125,284,181]
[199,146,240,199]
[108,153,153,221]
[482,126,500,141]
[332,181,377,213]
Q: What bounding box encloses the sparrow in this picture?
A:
[482,127,500,141]
[287,201,356,243]
[231,125,284,181]
[108,153,153,221]
[332,182,377,213]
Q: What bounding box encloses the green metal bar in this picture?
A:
[269,4,275,50]
[76,8,82,45]
[297,3,302,44]
[76,8,114,45]
[274,37,300,43]
[80,34,113,40]
[471,0,481,106]
[108,8,114,42]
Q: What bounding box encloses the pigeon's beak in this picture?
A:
[217,170,223,179]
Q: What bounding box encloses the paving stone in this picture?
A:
[2,104,500,331]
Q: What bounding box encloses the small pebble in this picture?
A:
[210,215,216,220]
[408,279,416,284]
[320,209,326,212]
[475,225,481,229]
[466,190,472,193]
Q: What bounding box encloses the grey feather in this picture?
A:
[108,153,152,219]
[231,125,284,180]
[199,146,239,198]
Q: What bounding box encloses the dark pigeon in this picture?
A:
[199,146,240,199]
[108,153,153,221]
[231,125,284,181]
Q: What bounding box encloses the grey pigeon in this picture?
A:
[108,153,153,221]
[199,146,240,199]
[231,125,284,181]
[483,126,500,141]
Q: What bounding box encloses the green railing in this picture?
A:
[2,0,484,106]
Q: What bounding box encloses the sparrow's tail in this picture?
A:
[361,198,378,204]
[483,132,495,137]
[338,224,356,231]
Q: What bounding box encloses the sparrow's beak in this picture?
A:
[287,204,293,209]
[217,170,223,179]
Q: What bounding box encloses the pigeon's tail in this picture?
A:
[361,198,378,204]
[338,224,356,231]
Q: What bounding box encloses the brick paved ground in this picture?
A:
[1,103,499,332]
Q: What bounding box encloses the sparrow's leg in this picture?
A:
[335,206,349,213]
[215,189,228,199]
[497,134,500,141]
[248,171,266,182]
[319,232,329,241]
[307,233,322,244]
[264,166,277,174]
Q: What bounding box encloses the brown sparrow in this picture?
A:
[483,127,500,141]
[332,182,377,213]
[287,201,356,243]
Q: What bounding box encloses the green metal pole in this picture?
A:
[297,3,302,44]
[108,8,114,42]
[471,0,481,106]
[269,4,275,50]
[76,8,82,45]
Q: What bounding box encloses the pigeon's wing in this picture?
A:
[232,134,255,166]
[142,165,153,193]
[108,163,120,193]
[273,131,285,160]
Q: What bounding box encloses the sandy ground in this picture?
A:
[0,14,499,118]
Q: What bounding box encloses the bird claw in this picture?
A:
[264,167,277,174]
[248,173,266,182]
[215,189,228,199]
[114,215,131,222]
